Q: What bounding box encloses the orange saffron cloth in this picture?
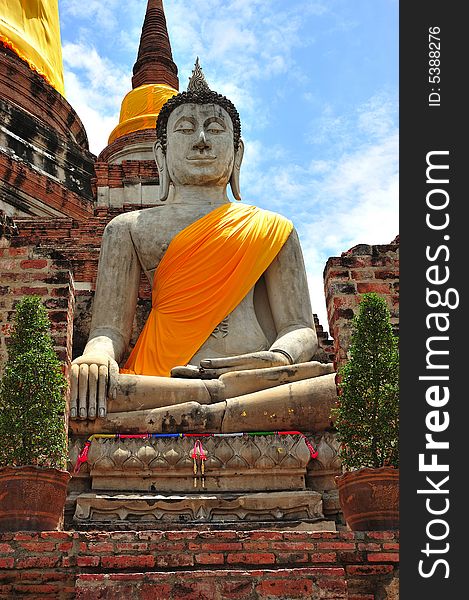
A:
[121,203,293,377]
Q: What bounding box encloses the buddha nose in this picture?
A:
[193,130,210,151]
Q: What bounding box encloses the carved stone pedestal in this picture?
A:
[71,434,333,526]
[84,434,313,492]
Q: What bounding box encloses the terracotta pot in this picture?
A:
[0,466,71,531]
[336,466,399,531]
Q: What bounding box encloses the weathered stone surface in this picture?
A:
[306,431,342,492]
[74,490,324,524]
[84,434,312,492]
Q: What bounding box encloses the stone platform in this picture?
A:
[0,529,400,599]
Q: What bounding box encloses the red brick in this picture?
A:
[196,542,243,552]
[0,585,13,594]
[310,552,337,563]
[338,551,366,563]
[15,556,59,568]
[318,542,356,550]
[19,571,68,582]
[12,584,58,594]
[383,542,400,550]
[358,542,381,551]
[199,530,240,540]
[61,555,75,567]
[227,552,275,565]
[0,557,13,568]
[166,530,199,540]
[101,555,155,569]
[7,247,28,256]
[249,531,283,541]
[19,259,48,269]
[276,552,309,564]
[19,541,55,552]
[149,541,185,552]
[141,583,173,600]
[77,556,100,567]
[367,531,396,540]
[219,580,254,599]
[367,552,399,562]
[116,542,149,551]
[317,577,348,592]
[13,532,37,540]
[356,282,390,294]
[306,567,345,576]
[350,269,375,280]
[272,541,315,551]
[16,286,48,296]
[327,268,350,279]
[257,577,313,598]
[374,269,399,279]
[195,553,225,565]
[155,554,194,568]
[85,541,114,553]
[57,541,74,552]
[242,541,270,551]
[0,544,13,554]
[347,565,394,575]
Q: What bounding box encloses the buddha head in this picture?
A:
[155,59,244,201]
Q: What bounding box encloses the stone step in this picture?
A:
[0,529,399,599]
[75,567,349,599]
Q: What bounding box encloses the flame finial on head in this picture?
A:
[187,58,211,93]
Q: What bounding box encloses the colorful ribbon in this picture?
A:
[190,439,207,488]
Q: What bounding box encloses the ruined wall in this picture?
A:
[0,234,75,375]
[12,209,152,362]
[0,49,95,220]
[324,237,399,369]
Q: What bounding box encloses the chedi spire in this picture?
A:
[132,0,179,90]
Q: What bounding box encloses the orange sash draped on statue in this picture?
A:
[121,203,293,377]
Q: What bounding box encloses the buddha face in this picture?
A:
[166,103,235,187]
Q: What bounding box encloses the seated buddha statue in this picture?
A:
[69,61,336,435]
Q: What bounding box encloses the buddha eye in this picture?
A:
[206,124,225,134]
[174,120,195,134]
[176,127,195,134]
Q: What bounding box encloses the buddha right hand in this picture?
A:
[70,354,118,420]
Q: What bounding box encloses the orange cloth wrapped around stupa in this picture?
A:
[122,203,293,377]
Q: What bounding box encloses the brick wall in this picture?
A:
[0,529,399,599]
[324,238,399,369]
[0,237,75,373]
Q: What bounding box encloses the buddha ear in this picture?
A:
[229,139,244,201]
[154,141,170,202]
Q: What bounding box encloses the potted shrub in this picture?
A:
[332,293,399,531]
[0,296,70,531]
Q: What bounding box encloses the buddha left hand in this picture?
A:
[171,350,290,379]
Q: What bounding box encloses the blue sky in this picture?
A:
[58,0,398,330]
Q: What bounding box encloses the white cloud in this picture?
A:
[237,92,398,330]
[62,42,130,154]
[60,0,121,32]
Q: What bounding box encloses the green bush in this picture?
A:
[0,296,68,469]
[332,293,399,470]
